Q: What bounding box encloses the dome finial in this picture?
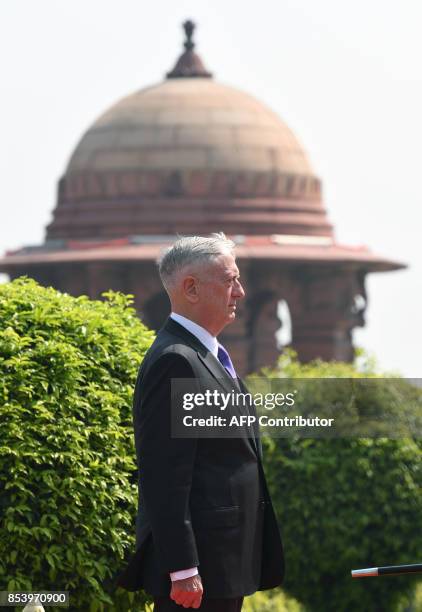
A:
[183,20,195,51]
[167,19,213,79]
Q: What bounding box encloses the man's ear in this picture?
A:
[182,275,200,303]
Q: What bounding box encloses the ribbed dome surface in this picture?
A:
[67,78,313,177]
[1,20,405,290]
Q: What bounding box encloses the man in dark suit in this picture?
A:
[118,234,284,610]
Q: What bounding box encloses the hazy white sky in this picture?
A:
[1,0,421,375]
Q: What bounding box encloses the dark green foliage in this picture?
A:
[2,279,420,612]
[0,278,155,611]
[257,352,422,612]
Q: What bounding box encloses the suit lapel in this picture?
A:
[164,318,240,394]
[197,351,240,394]
[163,318,258,456]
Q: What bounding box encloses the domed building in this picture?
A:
[0,21,404,375]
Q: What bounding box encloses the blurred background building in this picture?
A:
[0,21,404,376]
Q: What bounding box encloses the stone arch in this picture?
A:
[277,299,292,349]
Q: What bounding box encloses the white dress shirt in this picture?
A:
[170,312,219,357]
[168,312,218,582]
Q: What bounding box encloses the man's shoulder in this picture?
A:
[142,327,198,371]
[133,336,199,394]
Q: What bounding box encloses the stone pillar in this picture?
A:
[56,264,89,296]
[289,266,367,362]
[85,263,116,299]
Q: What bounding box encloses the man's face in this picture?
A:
[196,252,245,335]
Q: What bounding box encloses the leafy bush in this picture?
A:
[0,278,154,611]
[244,588,303,611]
[256,352,422,612]
[2,279,420,612]
[397,581,422,611]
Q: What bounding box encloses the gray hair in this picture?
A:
[158,233,235,291]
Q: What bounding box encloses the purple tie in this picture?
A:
[217,343,237,378]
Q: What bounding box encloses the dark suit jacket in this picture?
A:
[117,317,284,598]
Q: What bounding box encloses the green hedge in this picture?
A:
[0,278,154,611]
[244,588,303,611]
[2,279,421,612]
[256,352,422,612]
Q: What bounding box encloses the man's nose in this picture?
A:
[234,281,245,299]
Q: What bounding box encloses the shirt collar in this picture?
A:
[170,312,219,357]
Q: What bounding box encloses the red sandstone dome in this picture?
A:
[48,69,327,240]
[0,20,405,372]
[3,19,402,272]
